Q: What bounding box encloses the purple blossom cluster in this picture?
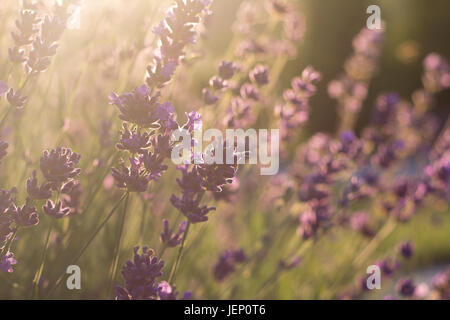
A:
[213,249,247,282]
[146,0,211,89]
[4,1,78,110]
[109,85,175,193]
[276,66,321,142]
[0,188,38,273]
[115,246,191,300]
[170,139,241,224]
[29,147,82,219]
[328,28,384,115]
[1,145,81,273]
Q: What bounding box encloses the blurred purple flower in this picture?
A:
[240,83,259,101]
[213,249,247,281]
[218,61,238,80]
[0,81,8,96]
[249,64,269,86]
[116,246,191,300]
[398,241,414,259]
[170,192,215,223]
[111,159,150,193]
[396,277,416,297]
[0,251,17,273]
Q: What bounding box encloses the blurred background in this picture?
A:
[209,0,450,134]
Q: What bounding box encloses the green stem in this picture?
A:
[254,239,313,299]
[353,217,397,267]
[45,192,128,298]
[31,222,54,299]
[168,221,191,284]
[107,192,130,297]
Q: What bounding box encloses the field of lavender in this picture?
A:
[0,0,449,300]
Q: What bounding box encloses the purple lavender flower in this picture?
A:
[109,85,161,128]
[213,249,247,281]
[11,9,40,47]
[154,102,177,131]
[213,251,235,282]
[184,111,202,132]
[218,61,238,80]
[328,27,384,113]
[202,88,219,105]
[40,15,65,43]
[14,198,39,227]
[336,130,363,160]
[396,277,416,297]
[398,241,414,259]
[160,219,187,247]
[40,147,81,189]
[145,0,211,89]
[225,97,254,128]
[297,208,319,239]
[8,46,27,63]
[277,66,321,142]
[141,135,172,181]
[61,180,82,216]
[431,268,450,299]
[116,123,151,154]
[291,67,321,97]
[209,76,228,91]
[26,170,52,200]
[249,64,269,86]
[0,81,8,96]
[422,53,450,92]
[240,83,259,101]
[0,251,17,273]
[349,211,373,237]
[0,189,17,247]
[157,281,191,300]
[174,165,203,194]
[231,249,247,263]
[376,259,399,277]
[146,58,177,89]
[0,188,18,233]
[269,0,290,15]
[372,93,400,126]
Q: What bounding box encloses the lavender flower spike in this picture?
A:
[160,219,187,247]
[40,147,81,189]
